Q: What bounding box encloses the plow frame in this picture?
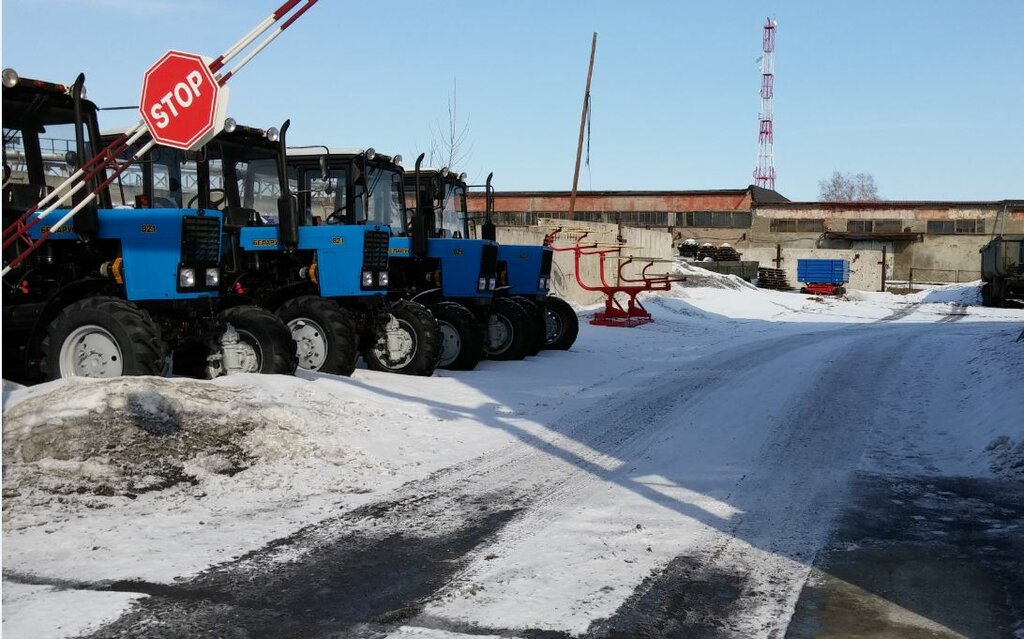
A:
[547,227,685,327]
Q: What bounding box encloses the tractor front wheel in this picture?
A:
[483,297,530,361]
[41,296,168,380]
[431,301,484,370]
[277,296,358,376]
[363,300,441,376]
[512,296,546,356]
[543,296,579,351]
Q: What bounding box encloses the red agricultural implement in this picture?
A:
[547,228,685,327]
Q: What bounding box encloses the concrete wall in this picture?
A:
[743,247,884,292]
[496,220,675,305]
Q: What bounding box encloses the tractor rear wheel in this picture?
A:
[363,300,440,376]
[483,297,530,361]
[512,296,546,356]
[277,296,358,376]
[41,296,168,380]
[431,301,484,370]
[543,296,579,351]
[209,306,297,377]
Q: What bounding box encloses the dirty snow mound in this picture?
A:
[2,376,376,506]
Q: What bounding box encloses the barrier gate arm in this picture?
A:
[1,0,319,277]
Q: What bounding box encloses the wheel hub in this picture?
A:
[372,315,416,369]
[484,313,513,353]
[288,318,328,370]
[437,321,462,367]
[60,325,124,378]
[207,324,262,377]
[544,309,563,344]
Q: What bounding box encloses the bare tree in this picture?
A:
[818,171,880,201]
[428,78,471,171]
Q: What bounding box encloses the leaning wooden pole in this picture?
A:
[568,32,597,222]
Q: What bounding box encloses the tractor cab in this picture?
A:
[397,163,499,306]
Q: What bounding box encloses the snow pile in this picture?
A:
[671,260,758,291]
[910,281,983,306]
[2,376,379,506]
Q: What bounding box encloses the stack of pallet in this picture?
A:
[756,267,794,290]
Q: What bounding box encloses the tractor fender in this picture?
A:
[410,287,443,305]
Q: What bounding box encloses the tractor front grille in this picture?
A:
[181,215,221,263]
[362,230,390,271]
[480,244,498,278]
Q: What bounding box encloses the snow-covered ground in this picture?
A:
[3,279,1022,638]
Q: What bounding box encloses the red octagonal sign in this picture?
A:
[139,50,230,151]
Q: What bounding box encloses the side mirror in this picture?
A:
[319,156,329,181]
[64,150,80,169]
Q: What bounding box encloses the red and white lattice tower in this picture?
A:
[754,18,777,190]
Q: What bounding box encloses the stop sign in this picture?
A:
[139,50,230,151]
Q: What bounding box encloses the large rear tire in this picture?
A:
[483,297,530,361]
[41,296,168,380]
[212,306,297,377]
[512,296,546,356]
[431,301,484,370]
[543,296,579,351]
[277,296,358,376]
[363,300,440,376]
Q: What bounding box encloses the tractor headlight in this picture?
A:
[224,117,237,133]
[393,154,402,166]
[179,267,196,288]
[364,147,376,161]
[459,172,467,181]
[205,267,220,287]
[539,277,546,289]
[266,127,280,142]
[478,276,487,291]
[440,166,450,178]
[378,271,389,286]
[2,68,19,89]
[362,270,374,286]
[488,277,496,290]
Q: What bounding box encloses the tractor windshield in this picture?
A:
[230,157,281,222]
[438,182,467,238]
[354,164,403,230]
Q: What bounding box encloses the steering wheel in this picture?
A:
[325,205,347,225]
[187,188,226,209]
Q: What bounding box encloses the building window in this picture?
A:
[683,211,751,228]
[927,219,985,234]
[846,219,903,233]
[771,218,823,233]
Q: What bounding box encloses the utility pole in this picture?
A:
[569,32,597,222]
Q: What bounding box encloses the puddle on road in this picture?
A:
[786,473,1024,639]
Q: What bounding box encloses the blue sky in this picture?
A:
[3,0,1021,200]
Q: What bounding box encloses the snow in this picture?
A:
[3,279,1022,638]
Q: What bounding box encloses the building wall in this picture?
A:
[480,188,1024,291]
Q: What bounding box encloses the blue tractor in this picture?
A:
[416,167,579,351]
[287,151,533,370]
[104,123,441,377]
[2,70,297,382]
